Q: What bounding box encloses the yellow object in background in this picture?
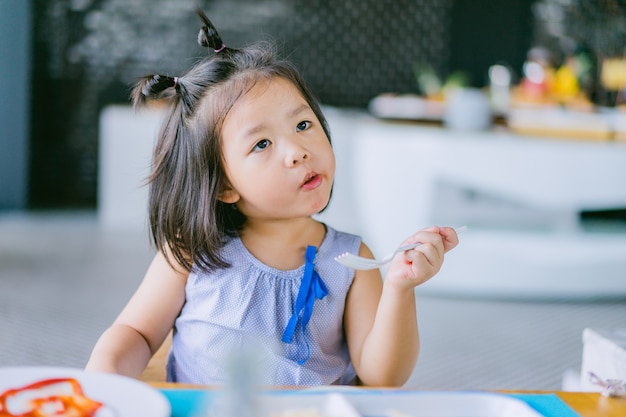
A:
[601,58,626,91]
[552,60,579,103]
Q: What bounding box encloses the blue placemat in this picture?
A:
[509,393,579,417]
[160,389,580,417]
[161,389,215,417]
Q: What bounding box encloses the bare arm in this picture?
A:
[85,251,188,378]
[344,226,459,387]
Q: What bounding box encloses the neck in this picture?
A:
[239,217,326,270]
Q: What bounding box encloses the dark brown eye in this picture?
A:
[296,121,311,132]
[253,139,270,151]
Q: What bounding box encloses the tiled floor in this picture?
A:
[1,211,624,390]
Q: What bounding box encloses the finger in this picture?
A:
[438,226,460,252]
[406,232,445,261]
[401,226,436,245]
[409,230,445,254]
[421,225,441,235]
[405,241,443,271]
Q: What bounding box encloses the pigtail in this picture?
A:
[131,74,179,108]
[195,7,233,54]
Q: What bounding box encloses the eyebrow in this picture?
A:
[288,103,310,119]
[241,104,311,138]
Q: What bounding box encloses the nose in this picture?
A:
[284,139,310,167]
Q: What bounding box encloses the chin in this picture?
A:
[312,199,331,215]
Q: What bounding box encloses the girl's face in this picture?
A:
[218,77,335,222]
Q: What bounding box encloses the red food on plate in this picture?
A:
[0,378,103,417]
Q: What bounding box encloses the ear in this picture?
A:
[218,184,240,204]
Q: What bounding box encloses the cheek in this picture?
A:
[229,162,278,198]
[221,149,256,191]
[324,145,336,177]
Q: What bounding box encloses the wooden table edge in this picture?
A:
[149,383,626,417]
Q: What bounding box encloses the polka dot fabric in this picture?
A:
[167,225,362,385]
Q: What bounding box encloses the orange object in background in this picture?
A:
[0,378,103,417]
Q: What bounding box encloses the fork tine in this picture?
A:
[335,258,380,270]
[336,256,379,267]
[334,254,385,270]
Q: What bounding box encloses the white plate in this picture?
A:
[368,95,446,121]
[0,366,170,417]
[259,390,546,417]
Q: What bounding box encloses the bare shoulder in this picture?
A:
[346,241,383,309]
[113,250,189,351]
[356,240,376,259]
[149,249,190,283]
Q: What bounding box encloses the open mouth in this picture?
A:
[302,173,322,189]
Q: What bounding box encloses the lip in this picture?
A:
[301,172,322,190]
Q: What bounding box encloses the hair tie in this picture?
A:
[214,43,226,53]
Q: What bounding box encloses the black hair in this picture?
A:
[131,8,331,273]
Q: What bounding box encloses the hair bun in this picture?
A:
[131,74,177,108]
[196,7,226,52]
[143,74,176,96]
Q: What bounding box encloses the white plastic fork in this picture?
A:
[334,226,467,270]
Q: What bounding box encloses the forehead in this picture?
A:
[239,76,303,107]
[225,77,309,121]
[194,74,303,137]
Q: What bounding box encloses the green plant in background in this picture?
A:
[442,71,471,96]
[414,63,471,98]
[414,63,441,97]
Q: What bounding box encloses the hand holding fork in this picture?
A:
[335,226,467,270]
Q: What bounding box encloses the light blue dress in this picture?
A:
[166,225,361,385]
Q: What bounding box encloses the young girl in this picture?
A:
[85,9,459,387]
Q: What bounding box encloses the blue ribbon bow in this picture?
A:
[281,245,328,365]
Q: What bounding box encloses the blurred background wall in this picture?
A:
[0,0,624,210]
[0,1,31,210]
